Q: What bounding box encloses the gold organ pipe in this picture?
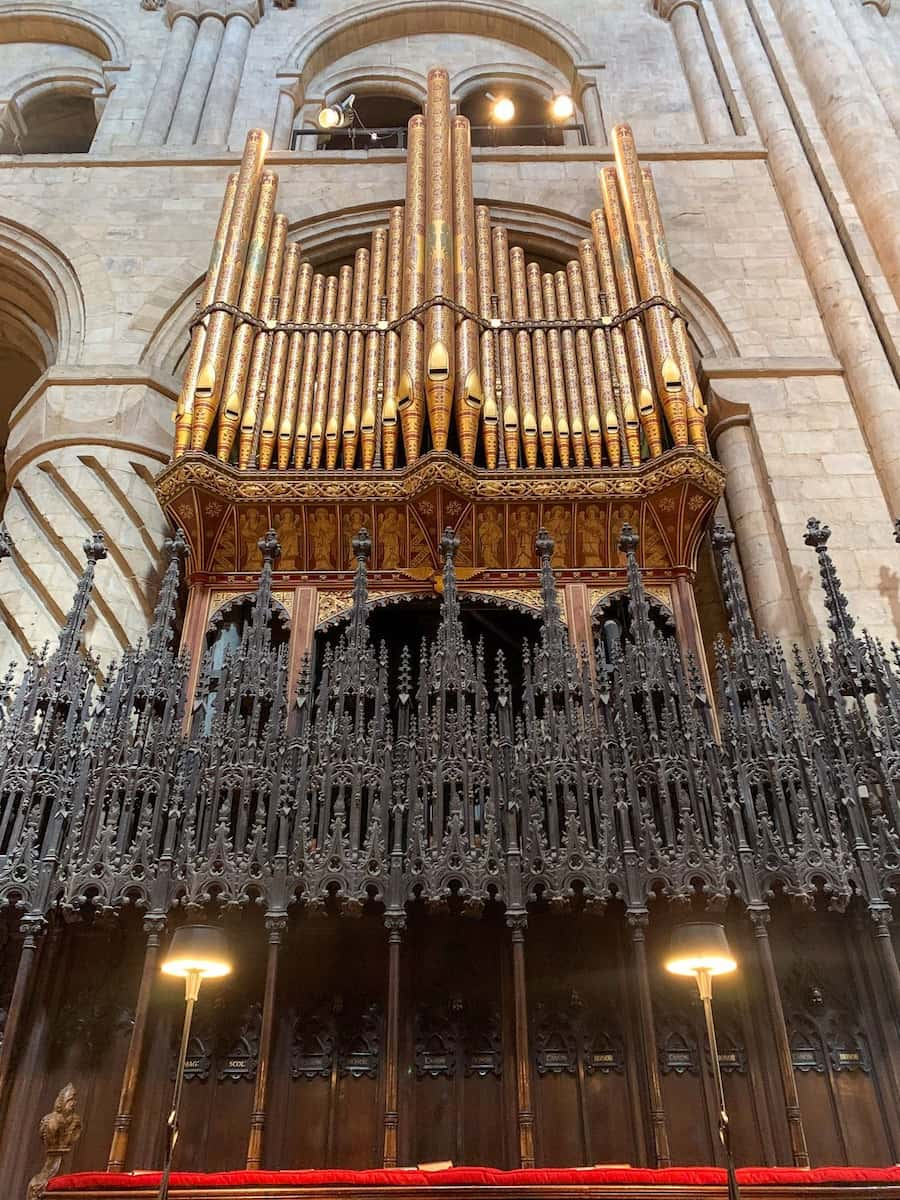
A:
[307,274,339,469]
[553,271,587,468]
[491,226,519,469]
[325,263,354,470]
[238,212,288,469]
[451,115,482,464]
[342,248,370,470]
[217,171,278,463]
[193,128,268,450]
[527,262,566,467]
[397,114,426,462]
[509,246,539,468]
[287,272,324,470]
[263,256,311,471]
[361,228,388,470]
[640,164,707,452]
[175,173,237,458]
[607,134,688,447]
[577,239,622,467]
[589,210,642,465]
[565,260,604,467]
[424,68,454,452]
[540,271,573,469]
[381,207,404,471]
[596,182,664,458]
[474,206,499,470]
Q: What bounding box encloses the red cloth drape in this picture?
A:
[48,1165,900,1191]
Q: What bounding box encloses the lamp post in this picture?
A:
[665,922,739,1200]
[158,925,233,1200]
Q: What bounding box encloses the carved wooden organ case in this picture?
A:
[155,65,724,664]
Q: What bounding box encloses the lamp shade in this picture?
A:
[161,925,233,980]
[664,922,737,977]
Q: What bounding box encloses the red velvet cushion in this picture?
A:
[47,1165,900,1191]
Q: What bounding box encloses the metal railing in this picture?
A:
[290,123,588,150]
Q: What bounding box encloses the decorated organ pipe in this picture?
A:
[640,164,708,452]
[343,247,370,471]
[397,114,426,462]
[179,116,711,475]
[452,116,483,464]
[174,172,237,458]
[611,125,689,446]
[217,170,278,463]
[238,211,288,469]
[381,207,404,471]
[192,128,268,450]
[475,205,499,469]
[424,68,454,453]
[361,228,388,470]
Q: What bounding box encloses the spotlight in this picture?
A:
[317,93,356,131]
[486,92,516,124]
[549,94,575,121]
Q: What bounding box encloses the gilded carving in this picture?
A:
[509,507,536,567]
[274,508,304,570]
[308,508,337,570]
[542,504,572,563]
[378,508,405,570]
[579,504,608,567]
[478,506,504,567]
[240,507,269,570]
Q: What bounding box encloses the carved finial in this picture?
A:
[618,523,652,654]
[348,528,372,653]
[54,533,107,665]
[804,516,856,646]
[440,526,460,564]
[148,529,188,654]
[27,1084,82,1200]
[535,528,567,685]
[353,527,372,564]
[259,528,281,566]
[618,522,639,557]
[0,521,10,560]
[535,527,554,565]
[894,517,900,545]
[711,522,756,649]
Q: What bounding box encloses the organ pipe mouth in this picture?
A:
[195,365,215,400]
[427,342,450,381]
[662,356,682,393]
[396,371,414,410]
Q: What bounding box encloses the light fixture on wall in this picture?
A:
[665,922,740,1200]
[157,925,233,1200]
[549,93,575,122]
[317,93,357,130]
[486,92,516,124]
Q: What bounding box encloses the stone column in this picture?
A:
[140,6,198,144]
[831,0,900,137]
[167,10,225,145]
[271,89,296,150]
[196,2,257,146]
[578,79,606,145]
[656,0,733,140]
[769,0,900,308]
[714,0,900,514]
[709,393,805,643]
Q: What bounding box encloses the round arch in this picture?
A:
[278,0,590,99]
[0,2,127,64]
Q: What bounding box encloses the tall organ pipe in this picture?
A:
[307,274,339,468]
[263,256,310,471]
[640,164,707,451]
[475,206,499,469]
[492,226,520,468]
[577,239,622,468]
[509,246,539,468]
[362,228,389,470]
[566,260,604,467]
[343,248,371,470]
[381,207,404,471]
[540,272,574,468]
[217,171,278,462]
[452,116,483,464]
[193,128,268,450]
[527,262,568,467]
[553,271,587,468]
[288,272,325,470]
[175,173,237,458]
[325,264,354,470]
[397,114,426,462]
[424,68,454,452]
[238,212,288,469]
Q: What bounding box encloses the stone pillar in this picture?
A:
[140,7,198,144]
[271,89,296,150]
[0,372,173,670]
[578,79,606,145]
[196,3,256,146]
[714,0,900,514]
[167,11,225,146]
[769,0,900,308]
[709,394,805,643]
[656,0,733,140]
[831,0,900,137]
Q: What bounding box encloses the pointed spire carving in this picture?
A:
[53,532,108,666]
[618,522,652,655]
[348,527,372,656]
[148,529,188,655]
[0,521,10,561]
[710,524,755,647]
[437,526,464,670]
[804,518,856,650]
[247,528,281,662]
[535,528,568,688]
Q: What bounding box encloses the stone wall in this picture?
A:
[0,0,898,665]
